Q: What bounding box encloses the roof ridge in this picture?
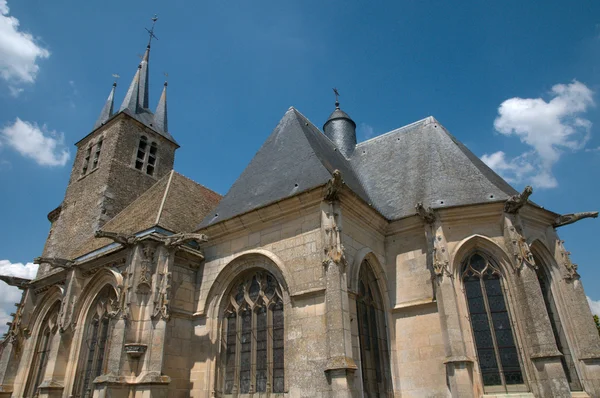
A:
[155,170,175,225]
[355,116,434,147]
[171,171,223,198]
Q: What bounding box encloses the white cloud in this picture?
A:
[0,118,70,166]
[483,81,594,188]
[0,0,50,94]
[358,122,375,141]
[0,259,38,335]
[588,296,600,317]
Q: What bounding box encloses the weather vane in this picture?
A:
[112,73,120,86]
[145,14,159,47]
[333,88,340,108]
[163,72,169,85]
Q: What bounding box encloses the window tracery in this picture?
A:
[24,302,59,398]
[219,271,284,396]
[462,252,526,393]
[72,286,116,398]
[535,261,582,391]
[356,262,391,398]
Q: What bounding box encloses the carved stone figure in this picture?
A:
[160,233,209,248]
[324,169,343,202]
[322,203,345,267]
[415,202,436,224]
[137,245,155,294]
[558,240,579,279]
[34,256,75,269]
[503,186,533,214]
[553,211,599,228]
[0,275,30,289]
[94,230,140,246]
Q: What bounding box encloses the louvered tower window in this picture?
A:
[219,271,284,396]
[462,253,527,394]
[135,136,147,170]
[134,136,158,176]
[535,260,582,391]
[24,302,59,398]
[73,287,115,398]
[92,137,103,169]
[356,262,392,398]
[82,145,92,175]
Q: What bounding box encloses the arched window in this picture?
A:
[535,259,582,391]
[24,302,59,397]
[356,262,392,397]
[73,287,116,398]
[219,271,284,396]
[134,136,158,176]
[462,253,526,394]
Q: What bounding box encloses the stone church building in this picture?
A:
[0,27,599,398]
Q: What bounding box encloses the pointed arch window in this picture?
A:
[462,253,527,394]
[356,261,392,398]
[73,287,116,398]
[535,260,582,391]
[24,302,59,398]
[219,271,284,396]
[134,135,158,176]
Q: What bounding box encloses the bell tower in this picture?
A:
[39,16,178,276]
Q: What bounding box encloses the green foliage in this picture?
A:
[595,315,600,336]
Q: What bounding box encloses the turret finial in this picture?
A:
[94,78,118,129]
[333,87,340,109]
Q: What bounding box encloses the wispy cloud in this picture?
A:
[0,0,50,95]
[482,80,594,188]
[357,122,375,141]
[588,296,600,317]
[0,260,38,335]
[0,118,70,166]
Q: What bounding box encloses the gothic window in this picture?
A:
[462,253,527,394]
[219,271,284,396]
[134,136,158,176]
[356,262,392,398]
[73,287,116,398]
[24,302,59,398]
[82,145,92,175]
[92,137,103,169]
[535,261,582,391]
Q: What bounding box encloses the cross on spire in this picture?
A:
[333,88,340,108]
[145,14,159,48]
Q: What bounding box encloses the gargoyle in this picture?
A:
[415,202,435,224]
[0,275,30,288]
[162,233,209,248]
[34,256,74,269]
[553,211,598,228]
[504,186,533,214]
[324,170,343,202]
[95,230,139,246]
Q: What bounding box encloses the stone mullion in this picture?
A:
[250,308,257,394]
[479,276,508,390]
[266,305,273,394]
[233,310,241,396]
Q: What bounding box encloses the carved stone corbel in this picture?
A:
[557,240,578,279]
[34,256,74,270]
[553,212,598,228]
[323,170,343,202]
[503,186,533,214]
[415,202,435,224]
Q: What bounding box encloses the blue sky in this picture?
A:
[0,0,599,329]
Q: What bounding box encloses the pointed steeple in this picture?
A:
[119,64,141,112]
[94,81,117,129]
[119,15,158,113]
[154,81,168,133]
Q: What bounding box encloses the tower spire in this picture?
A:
[119,14,158,113]
[154,77,168,133]
[94,79,117,129]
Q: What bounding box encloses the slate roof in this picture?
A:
[73,171,221,258]
[199,107,370,227]
[200,110,518,229]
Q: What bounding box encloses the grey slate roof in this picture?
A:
[199,107,370,227]
[351,116,517,220]
[199,111,518,228]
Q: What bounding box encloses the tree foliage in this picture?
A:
[595,315,600,336]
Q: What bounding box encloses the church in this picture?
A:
[0,20,599,398]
